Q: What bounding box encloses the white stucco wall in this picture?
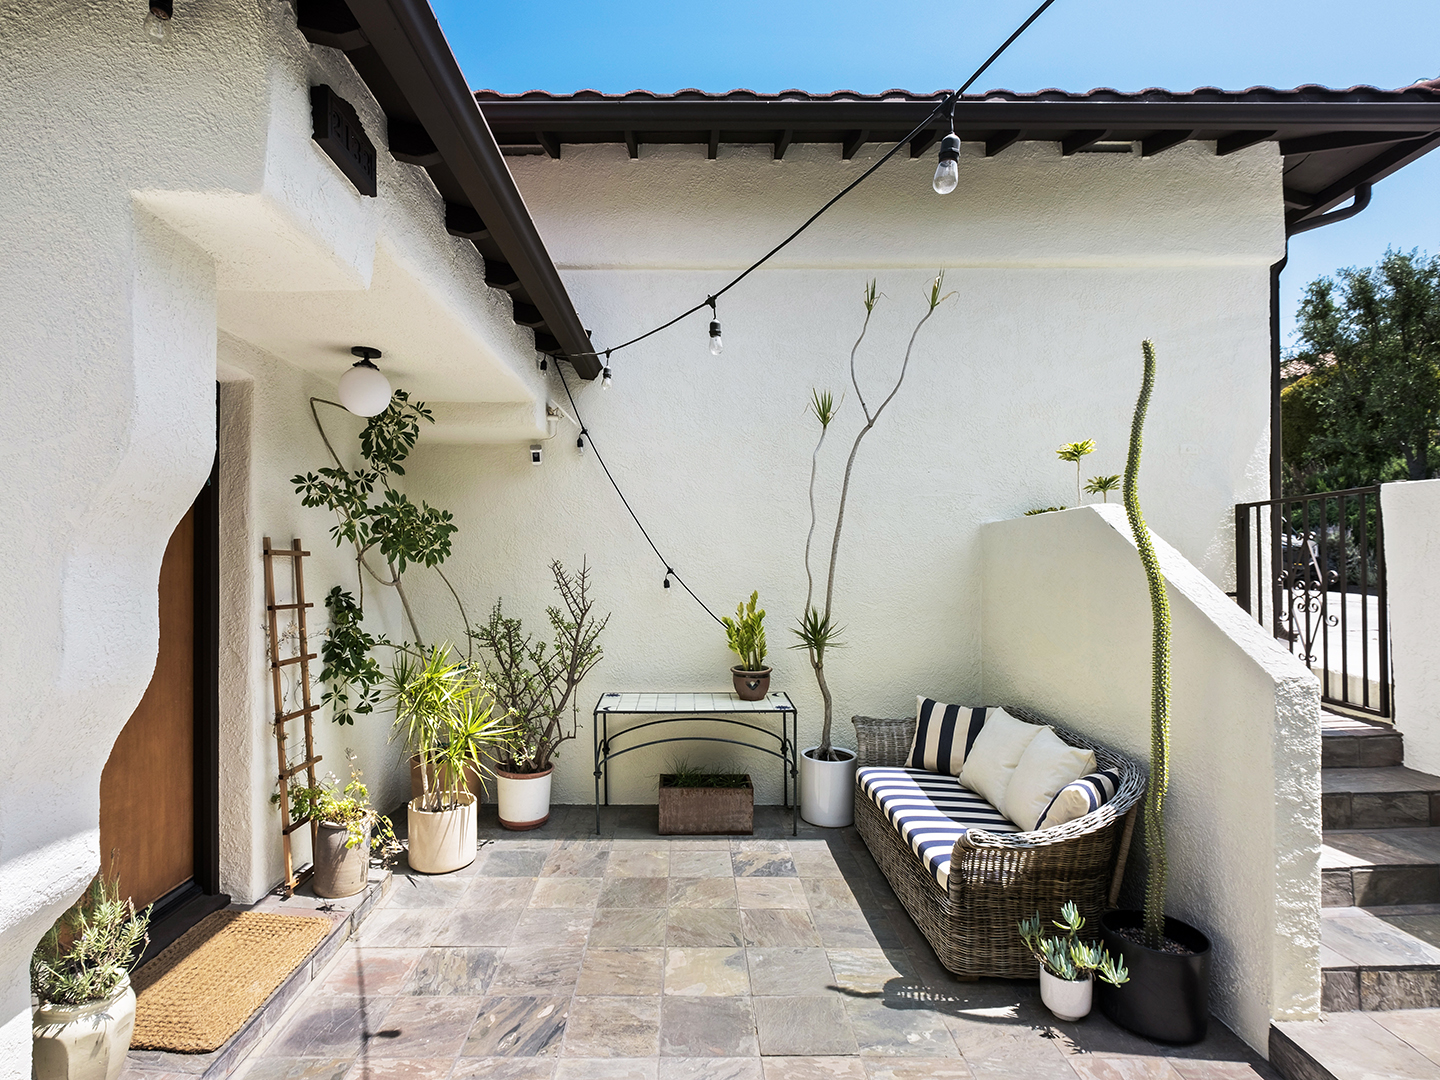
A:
[1382,478,1440,776]
[981,505,1320,1051]
[403,139,1285,807]
[0,4,546,1075]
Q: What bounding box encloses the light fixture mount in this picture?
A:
[350,345,382,366]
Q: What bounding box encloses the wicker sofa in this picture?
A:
[851,706,1144,979]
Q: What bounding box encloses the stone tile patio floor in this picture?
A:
[230,805,1280,1080]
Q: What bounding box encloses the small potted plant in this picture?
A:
[282,752,397,898]
[390,645,510,873]
[31,873,151,1080]
[473,560,608,830]
[722,591,770,700]
[658,759,754,835]
[1019,902,1129,1022]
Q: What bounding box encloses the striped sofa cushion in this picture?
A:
[858,766,1018,890]
[1034,769,1122,831]
[905,697,989,776]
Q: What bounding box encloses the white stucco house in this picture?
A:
[5,0,1440,1074]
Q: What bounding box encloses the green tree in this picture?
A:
[1287,249,1440,490]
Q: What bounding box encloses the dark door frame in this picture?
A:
[191,411,221,895]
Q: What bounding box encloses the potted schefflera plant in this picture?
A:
[1019,902,1128,1022]
[1098,341,1213,1044]
[283,752,397,898]
[31,873,151,1080]
[391,645,510,873]
[722,591,770,700]
[474,560,608,830]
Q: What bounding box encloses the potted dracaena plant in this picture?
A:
[722,591,770,700]
[280,751,398,898]
[1096,340,1212,1044]
[390,645,511,873]
[795,275,951,827]
[31,872,151,1080]
[472,559,608,830]
[1019,902,1129,1022]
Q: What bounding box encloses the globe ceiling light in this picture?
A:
[338,346,392,416]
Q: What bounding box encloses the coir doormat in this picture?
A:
[131,910,332,1053]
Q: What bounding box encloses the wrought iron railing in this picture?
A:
[1234,486,1391,717]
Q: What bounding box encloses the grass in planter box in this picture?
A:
[659,760,753,835]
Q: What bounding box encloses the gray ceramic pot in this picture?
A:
[313,821,370,898]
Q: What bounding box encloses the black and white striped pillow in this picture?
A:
[1034,769,1122,831]
[905,697,989,777]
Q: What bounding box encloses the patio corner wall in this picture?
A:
[980,505,1320,1053]
[1381,478,1440,776]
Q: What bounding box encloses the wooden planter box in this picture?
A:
[658,776,754,835]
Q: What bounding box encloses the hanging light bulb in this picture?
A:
[602,366,612,388]
[708,321,723,356]
[577,429,587,451]
[143,0,172,41]
[663,568,673,589]
[337,346,392,417]
[933,132,961,195]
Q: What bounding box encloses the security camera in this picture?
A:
[530,444,543,466]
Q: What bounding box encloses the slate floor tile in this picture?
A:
[461,877,537,909]
[562,996,662,1057]
[735,879,809,909]
[542,842,612,877]
[452,1058,557,1079]
[577,948,666,996]
[671,850,737,877]
[319,947,419,997]
[363,995,482,1058]
[843,998,958,1057]
[401,946,501,996]
[664,947,751,995]
[479,849,552,877]
[741,909,822,948]
[658,1058,764,1080]
[668,908,745,947]
[753,996,857,1055]
[760,1058,867,1079]
[491,946,585,995]
[341,1061,455,1080]
[746,947,835,996]
[432,907,523,947]
[530,877,603,908]
[601,878,671,908]
[264,996,390,1058]
[732,850,799,877]
[554,1059,658,1080]
[669,877,740,908]
[1067,1058,1186,1080]
[863,1061,974,1079]
[660,997,759,1057]
[592,907,669,946]
[462,995,569,1057]
[244,1060,352,1080]
[509,907,594,947]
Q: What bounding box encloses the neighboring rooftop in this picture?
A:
[476,83,1440,233]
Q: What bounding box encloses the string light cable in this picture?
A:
[548,0,1059,617]
[557,0,1058,365]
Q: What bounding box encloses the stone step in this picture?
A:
[1321,905,1440,1011]
[1322,828,1440,907]
[1271,1009,1440,1080]
[1322,768,1440,831]
[1320,713,1404,769]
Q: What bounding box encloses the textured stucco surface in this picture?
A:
[403,139,1285,812]
[0,5,542,1076]
[1382,478,1440,775]
[981,505,1321,1052]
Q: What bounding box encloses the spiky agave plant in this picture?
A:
[1122,340,1171,949]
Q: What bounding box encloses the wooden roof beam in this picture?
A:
[985,130,1022,157]
[1216,130,1276,156]
[842,130,869,160]
[624,130,638,159]
[1061,129,1107,156]
[1141,129,1194,157]
[909,129,939,159]
[535,131,560,159]
[773,128,793,160]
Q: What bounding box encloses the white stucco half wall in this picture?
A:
[1381,478,1440,776]
[980,505,1321,1052]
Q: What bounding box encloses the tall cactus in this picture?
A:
[1123,340,1171,950]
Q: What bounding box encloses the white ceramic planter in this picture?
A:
[407,792,477,874]
[313,821,370,898]
[1040,968,1094,1021]
[800,747,857,827]
[496,768,553,830]
[33,976,136,1080]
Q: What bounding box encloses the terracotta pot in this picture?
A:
[731,666,772,701]
[313,821,370,898]
[800,746,857,827]
[406,792,478,874]
[496,767,553,830]
[33,976,136,1080]
[1040,968,1094,1021]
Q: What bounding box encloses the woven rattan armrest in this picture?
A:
[852,715,916,768]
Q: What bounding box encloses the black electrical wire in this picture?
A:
[555,363,724,626]
[560,0,1058,364]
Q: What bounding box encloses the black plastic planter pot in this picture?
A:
[1097,909,1211,1044]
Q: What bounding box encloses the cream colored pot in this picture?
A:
[496,768,553,830]
[407,792,477,873]
[799,747,857,827]
[32,976,136,1080]
[1040,968,1094,1021]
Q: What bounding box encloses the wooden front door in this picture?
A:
[99,506,196,910]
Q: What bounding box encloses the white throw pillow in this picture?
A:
[1001,727,1097,832]
[957,709,1044,811]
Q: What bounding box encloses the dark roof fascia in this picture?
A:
[312,0,598,375]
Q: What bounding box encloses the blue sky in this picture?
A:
[433,0,1440,348]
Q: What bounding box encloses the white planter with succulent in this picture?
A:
[391,645,511,874]
[1019,902,1130,1022]
[31,874,151,1080]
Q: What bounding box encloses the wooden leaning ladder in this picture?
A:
[263,537,322,897]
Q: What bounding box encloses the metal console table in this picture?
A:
[593,692,799,835]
